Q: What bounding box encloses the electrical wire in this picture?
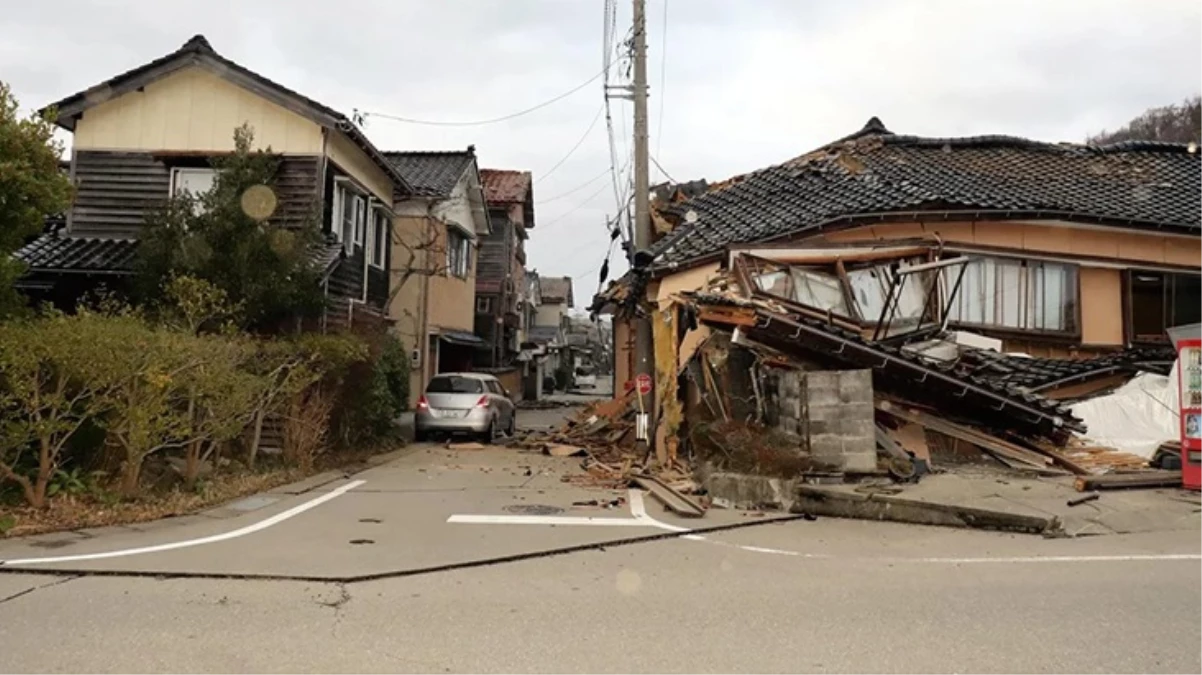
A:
[535,103,606,184]
[538,181,613,230]
[358,65,610,127]
[650,153,677,184]
[537,165,614,204]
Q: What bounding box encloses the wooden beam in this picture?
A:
[697,305,757,327]
[876,401,1060,471]
[1074,471,1181,492]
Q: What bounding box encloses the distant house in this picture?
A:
[475,169,535,367]
[15,35,411,329]
[533,275,575,388]
[385,148,491,407]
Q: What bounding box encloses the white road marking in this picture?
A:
[447,515,653,527]
[904,553,1202,564]
[0,480,367,566]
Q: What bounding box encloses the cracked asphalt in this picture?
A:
[0,396,1199,673]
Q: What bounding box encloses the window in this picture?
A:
[370,209,388,269]
[945,257,1078,333]
[476,296,492,314]
[170,168,216,212]
[1128,271,1202,343]
[446,228,471,279]
[426,375,483,394]
[332,182,366,253]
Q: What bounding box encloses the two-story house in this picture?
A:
[533,275,575,388]
[14,35,409,328]
[474,169,534,368]
[385,148,491,407]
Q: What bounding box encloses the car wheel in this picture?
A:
[480,418,496,444]
[414,429,429,443]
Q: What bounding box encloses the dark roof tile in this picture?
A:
[14,234,140,272]
[652,120,1201,268]
[383,150,476,198]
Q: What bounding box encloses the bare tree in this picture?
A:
[1088,96,1201,145]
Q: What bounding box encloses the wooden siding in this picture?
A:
[476,217,512,290]
[72,66,323,154]
[69,151,321,237]
[70,151,170,237]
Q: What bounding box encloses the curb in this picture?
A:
[792,485,1060,535]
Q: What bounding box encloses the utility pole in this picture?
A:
[631,0,659,462]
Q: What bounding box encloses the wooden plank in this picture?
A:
[632,474,706,518]
[697,305,757,327]
[876,401,1059,471]
[1074,471,1180,492]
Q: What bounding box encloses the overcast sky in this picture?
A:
[2,0,1199,299]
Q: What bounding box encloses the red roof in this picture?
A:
[480,169,532,204]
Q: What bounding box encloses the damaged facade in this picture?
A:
[585,118,1199,493]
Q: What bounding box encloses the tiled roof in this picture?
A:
[953,346,1177,392]
[480,169,532,204]
[539,277,573,306]
[14,234,140,272]
[383,150,476,198]
[652,118,1201,268]
[40,35,412,195]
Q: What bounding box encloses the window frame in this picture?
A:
[170,167,217,214]
[332,180,367,254]
[369,208,389,270]
[445,227,472,279]
[944,255,1080,336]
[1125,269,1202,344]
[476,296,492,314]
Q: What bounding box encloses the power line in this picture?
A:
[650,153,677,183]
[538,181,612,230]
[535,103,605,184]
[357,65,609,127]
[537,165,614,204]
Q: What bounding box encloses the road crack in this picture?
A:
[0,575,79,606]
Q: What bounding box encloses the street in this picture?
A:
[1,396,1198,674]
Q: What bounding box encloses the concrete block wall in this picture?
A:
[803,369,876,472]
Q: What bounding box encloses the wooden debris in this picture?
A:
[631,474,706,518]
[545,444,586,457]
[1074,470,1180,492]
[877,401,1057,472]
[447,442,487,451]
[1067,493,1100,507]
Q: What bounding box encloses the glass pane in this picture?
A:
[1171,273,1202,326]
[848,267,887,321]
[998,260,1021,328]
[754,270,789,296]
[1130,271,1167,340]
[790,268,848,314]
[427,376,483,393]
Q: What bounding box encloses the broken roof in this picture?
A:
[14,235,139,275]
[40,35,412,195]
[480,169,533,205]
[539,277,574,306]
[383,149,477,198]
[651,117,1201,269]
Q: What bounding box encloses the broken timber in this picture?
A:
[1074,471,1181,492]
[632,473,706,518]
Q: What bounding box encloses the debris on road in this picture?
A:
[545,444,587,457]
[1067,493,1101,507]
[447,442,487,451]
[631,474,706,518]
[1073,470,1182,492]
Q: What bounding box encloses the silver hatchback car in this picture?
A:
[415,373,517,443]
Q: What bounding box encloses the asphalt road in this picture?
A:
[0,410,1198,673]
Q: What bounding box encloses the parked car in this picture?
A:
[415,373,516,443]
[575,368,597,389]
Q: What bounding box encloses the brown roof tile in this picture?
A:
[480,169,532,204]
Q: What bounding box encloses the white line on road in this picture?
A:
[447,515,653,527]
[904,553,1202,564]
[0,480,367,566]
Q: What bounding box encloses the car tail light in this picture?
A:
[417,396,429,410]
[475,396,489,408]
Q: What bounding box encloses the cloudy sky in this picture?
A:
[2,0,1199,298]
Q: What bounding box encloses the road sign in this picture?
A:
[635,373,653,395]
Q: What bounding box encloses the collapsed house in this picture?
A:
[569,119,1199,494]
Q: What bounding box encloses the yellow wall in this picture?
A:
[73,66,323,153]
[1079,267,1125,346]
[426,222,477,333]
[326,131,393,204]
[391,214,429,408]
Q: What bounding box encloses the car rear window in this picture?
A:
[426,376,483,394]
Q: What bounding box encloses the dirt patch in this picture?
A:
[0,442,407,539]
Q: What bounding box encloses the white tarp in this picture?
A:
[1070,360,1180,459]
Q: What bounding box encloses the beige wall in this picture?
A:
[536,302,567,327]
[427,222,477,333]
[822,220,1201,269]
[1079,267,1124,346]
[391,214,430,409]
[326,132,393,203]
[73,66,323,153]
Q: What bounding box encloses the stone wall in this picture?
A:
[770,368,876,473]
